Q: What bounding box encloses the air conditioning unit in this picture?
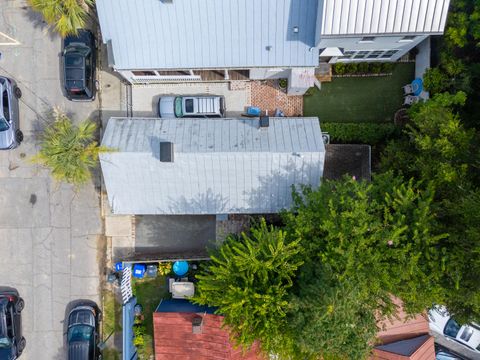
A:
[322,132,330,145]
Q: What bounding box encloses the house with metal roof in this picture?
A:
[96,0,450,91]
[100,117,325,215]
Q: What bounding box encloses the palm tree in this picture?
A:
[32,108,110,185]
[28,0,93,38]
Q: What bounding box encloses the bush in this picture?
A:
[357,62,369,74]
[157,262,172,276]
[333,62,346,75]
[333,62,395,75]
[380,63,395,73]
[423,68,450,94]
[321,122,398,144]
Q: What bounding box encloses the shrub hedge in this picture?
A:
[333,62,395,76]
[322,122,398,144]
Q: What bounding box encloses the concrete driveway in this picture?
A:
[131,82,250,117]
[0,2,103,359]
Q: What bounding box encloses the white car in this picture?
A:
[158,95,225,118]
[429,306,480,354]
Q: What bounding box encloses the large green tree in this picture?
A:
[32,109,109,185]
[194,219,303,353]
[29,0,93,37]
[381,93,480,322]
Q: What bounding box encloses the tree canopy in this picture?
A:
[32,109,109,186]
[29,0,92,37]
[194,219,303,353]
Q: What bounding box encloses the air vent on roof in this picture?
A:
[260,116,269,128]
[192,316,203,334]
[161,0,173,3]
[160,142,174,162]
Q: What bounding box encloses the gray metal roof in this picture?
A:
[100,117,325,215]
[96,0,319,70]
[319,0,450,36]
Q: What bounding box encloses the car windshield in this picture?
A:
[444,318,461,338]
[68,325,93,342]
[0,118,9,132]
[174,97,183,117]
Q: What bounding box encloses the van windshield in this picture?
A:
[174,97,183,117]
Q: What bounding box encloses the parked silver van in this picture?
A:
[158,95,225,118]
[0,76,23,150]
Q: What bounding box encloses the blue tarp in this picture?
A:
[155,299,217,314]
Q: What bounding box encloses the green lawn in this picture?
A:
[304,63,415,123]
[133,275,168,334]
[132,275,169,359]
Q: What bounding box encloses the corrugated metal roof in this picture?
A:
[100,117,325,215]
[96,0,319,70]
[320,0,450,35]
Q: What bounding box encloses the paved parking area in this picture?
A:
[0,2,105,359]
[131,82,250,117]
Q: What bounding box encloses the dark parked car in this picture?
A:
[0,76,23,150]
[0,287,25,359]
[67,304,101,360]
[62,29,96,101]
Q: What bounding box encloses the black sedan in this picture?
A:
[62,29,96,101]
[0,287,25,359]
[67,304,101,360]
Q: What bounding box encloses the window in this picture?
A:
[353,51,369,59]
[460,327,474,342]
[184,99,194,113]
[359,36,375,43]
[367,51,383,59]
[2,90,9,123]
[399,35,416,42]
[444,318,461,338]
[132,70,157,76]
[380,50,399,59]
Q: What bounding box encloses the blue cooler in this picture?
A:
[246,106,261,116]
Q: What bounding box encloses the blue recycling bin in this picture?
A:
[114,262,123,272]
[172,261,189,277]
[133,264,146,278]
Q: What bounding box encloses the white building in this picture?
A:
[100,117,325,215]
[96,0,450,91]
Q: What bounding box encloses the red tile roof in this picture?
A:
[153,312,263,360]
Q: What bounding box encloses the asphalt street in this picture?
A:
[0,1,103,359]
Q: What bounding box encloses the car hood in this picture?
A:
[0,127,14,149]
[0,346,14,360]
[159,97,175,117]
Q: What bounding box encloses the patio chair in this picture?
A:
[402,84,414,95]
[403,95,420,106]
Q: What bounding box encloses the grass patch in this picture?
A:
[304,62,415,123]
[102,347,121,360]
[132,275,169,359]
[102,290,122,341]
